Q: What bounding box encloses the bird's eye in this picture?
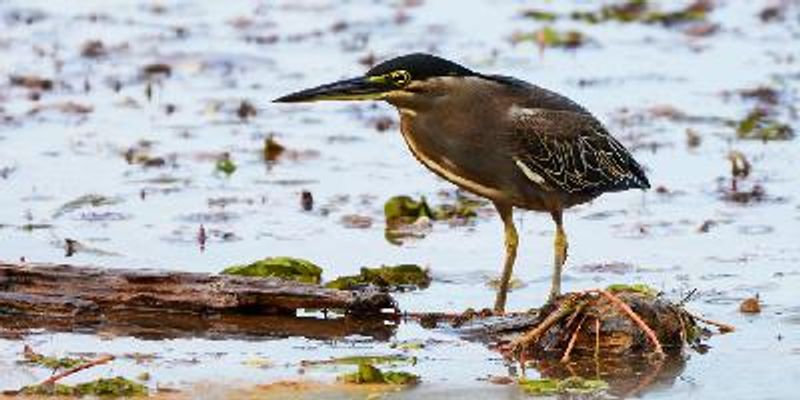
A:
[388,70,411,86]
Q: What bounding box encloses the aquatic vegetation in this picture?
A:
[215,154,237,176]
[325,264,431,291]
[519,377,609,396]
[20,377,147,397]
[570,0,711,26]
[222,257,323,284]
[338,363,419,385]
[511,27,587,49]
[22,346,86,370]
[522,1,712,27]
[606,283,658,298]
[303,354,414,367]
[735,109,794,141]
[384,194,480,225]
[384,195,434,224]
[521,9,558,22]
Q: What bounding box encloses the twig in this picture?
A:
[678,288,698,306]
[687,312,735,333]
[597,289,664,356]
[39,354,115,385]
[560,314,587,363]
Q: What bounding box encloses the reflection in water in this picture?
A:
[528,354,687,398]
[0,312,397,341]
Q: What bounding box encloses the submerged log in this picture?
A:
[0,261,396,339]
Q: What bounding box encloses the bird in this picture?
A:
[274,53,650,313]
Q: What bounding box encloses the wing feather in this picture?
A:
[506,107,650,195]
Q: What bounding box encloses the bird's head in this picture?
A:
[273,53,476,108]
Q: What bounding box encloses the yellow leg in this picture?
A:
[493,203,518,314]
[550,211,568,302]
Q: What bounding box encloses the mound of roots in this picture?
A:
[510,287,733,362]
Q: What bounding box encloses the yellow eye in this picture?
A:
[388,70,411,86]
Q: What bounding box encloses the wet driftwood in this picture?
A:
[0,261,396,339]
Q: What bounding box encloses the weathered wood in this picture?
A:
[0,261,397,338]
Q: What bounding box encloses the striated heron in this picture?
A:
[275,53,650,313]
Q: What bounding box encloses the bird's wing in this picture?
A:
[504,107,650,195]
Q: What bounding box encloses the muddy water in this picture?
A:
[1,0,799,398]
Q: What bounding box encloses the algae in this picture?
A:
[736,109,794,141]
[221,257,323,284]
[570,0,710,26]
[519,377,609,396]
[606,283,658,298]
[512,27,586,49]
[20,377,147,397]
[384,195,434,224]
[22,346,86,370]
[303,354,414,367]
[384,194,481,226]
[325,264,431,291]
[215,155,237,176]
[339,363,419,385]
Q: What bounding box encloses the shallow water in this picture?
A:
[1,0,799,398]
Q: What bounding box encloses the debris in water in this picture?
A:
[340,214,373,229]
[9,75,53,91]
[80,40,107,58]
[301,190,314,211]
[237,100,257,120]
[739,297,761,314]
[222,257,324,284]
[685,128,702,148]
[263,135,285,162]
[728,151,751,179]
[142,63,172,78]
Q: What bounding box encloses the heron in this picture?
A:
[275,53,650,313]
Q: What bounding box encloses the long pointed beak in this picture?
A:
[273,76,393,103]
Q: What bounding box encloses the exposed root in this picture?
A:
[508,286,734,365]
[512,299,576,353]
[40,354,115,385]
[560,314,587,363]
[594,318,600,360]
[687,312,735,333]
[596,289,664,356]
